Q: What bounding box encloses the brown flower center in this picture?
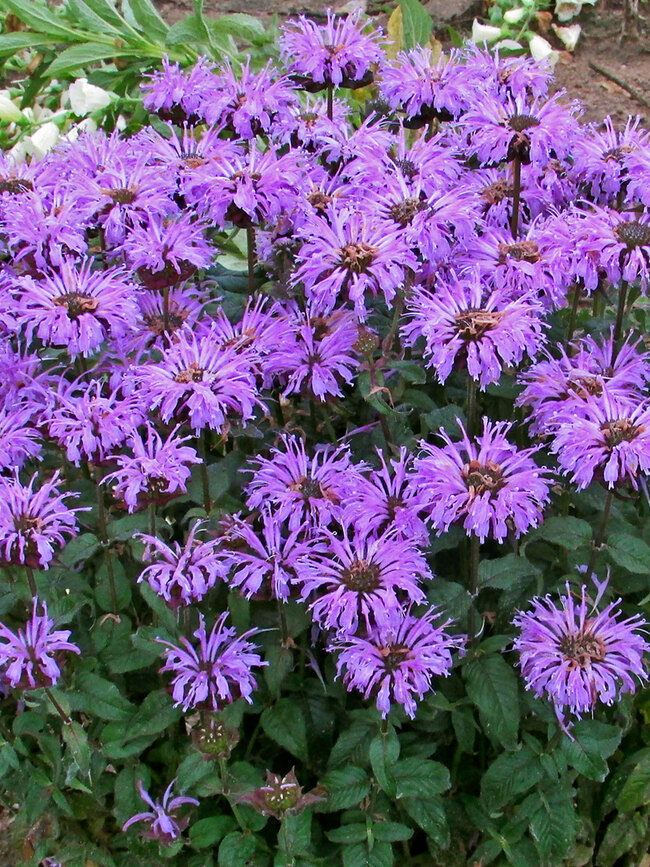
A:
[143,310,186,336]
[101,186,137,205]
[559,626,607,668]
[342,557,381,593]
[173,361,205,383]
[53,293,99,318]
[603,145,636,162]
[393,158,418,179]
[0,178,33,195]
[462,459,505,496]
[614,220,650,249]
[389,197,426,226]
[508,114,541,132]
[601,418,643,446]
[379,644,411,671]
[180,152,206,169]
[308,189,333,213]
[481,180,513,205]
[454,309,505,340]
[498,240,540,264]
[567,375,603,399]
[339,242,377,273]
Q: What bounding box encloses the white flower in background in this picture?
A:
[24,121,60,158]
[494,39,525,52]
[0,92,24,124]
[472,20,503,43]
[63,117,98,144]
[528,34,559,65]
[552,23,581,50]
[504,8,527,23]
[67,78,112,116]
[555,0,596,21]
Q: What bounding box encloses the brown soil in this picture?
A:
[154,0,650,126]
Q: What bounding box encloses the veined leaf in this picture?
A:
[464,653,520,750]
[122,0,169,42]
[47,44,142,77]
[397,0,433,49]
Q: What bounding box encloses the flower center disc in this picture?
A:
[454,309,505,340]
[389,197,426,226]
[462,459,505,496]
[559,628,607,668]
[614,220,650,249]
[339,242,377,273]
[53,292,99,318]
[508,114,541,132]
[173,361,205,383]
[379,644,411,671]
[342,557,381,592]
[498,240,541,264]
[102,186,137,205]
[601,418,642,446]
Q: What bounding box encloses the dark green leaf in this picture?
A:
[95,558,131,612]
[393,758,449,798]
[210,13,265,41]
[386,359,426,384]
[316,767,370,812]
[327,823,367,844]
[4,0,87,39]
[616,748,650,811]
[369,724,400,796]
[608,532,650,574]
[218,831,257,867]
[58,533,99,568]
[343,840,394,867]
[0,32,61,56]
[521,786,579,862]
[328,719,374,769]
[64,0,121,35]
[127,689,181,740]
[122,0,168,40]
[561,719,622,782]
[397,0,433,49]
[372,821,413,842]
[186,461,231,507]
[478,553,540,590]
[481,746,544,809]
[47,43,140,76]
[261,699,308,761]
[464,653,520,750]
[527,516,592,551]
[402,797,449,847]
[190,816,235,849]
[70,671,135,721]
[62,721,90,779]
[595,813,646,867]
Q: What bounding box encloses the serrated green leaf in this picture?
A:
[393,758,449,798]
[95,558,131,612]
[210,13,265,41]
[62,721,90,778]
[481,746,544,809]
[616,748,650,812]
[218,831,257,867]
[5,0,88,39]
[261,699,308,761]
[47,43,139,77]
[70,671,135,721]
[523,786,579,862]
[608,532,650,574]
[478,553,540,590]
[386,359,426,384]
[528,516,592,551]
[59,533,100,568]
[190,816,235,849]
[561,719,622,782]
[327,823,367,844]
[464,653,520,750]
[372,821,413,842]
[398,0,433,49]
[316,766,370,812]
[343,840,394,867]
[122,0,168,41]
[0,32,61,56]
[401,797,449,847]
[595,812,646,867]
[369,725,400,797]
[63,0,121,35]
[328,720,375,769]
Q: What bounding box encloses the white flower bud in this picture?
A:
[472,19,503,44]
[552,23,581,50]
[24,122,60,158]
[0,92,24,124]
[504,8,526,23]
[528,34,559,65]
[67,78,112,116]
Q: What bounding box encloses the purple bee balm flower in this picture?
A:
[0,407,41,470]
[281,309,360,402]
[517,333,650,436]
[2,187,91,270]
[119,211,213,291]
[299,522,429,635]
[413,418,551,543]
[513,583,649,720]
[572,115,650,204]
[132,324,263,435]
[0,471,84,569]
[158,611,266,711]
[122,778,199,846]
[141,55,216,123]
[0,598,80,690]
[293,207,417,320]
[550,392,650,491]
[345,447,429,546]
[380,46,480,124]
[47,378,144,465]
[244,435,364,534]
[16,258,139,358]
[280,9,384,90]
[271,96,350,149]
[570,206,650,293]
[461,44,553,102]
[203,58,298,139]
[103,424,200,513]
[402,271,545,388]
[462,92,580,167]
[127,285,206,352]
[137,521,228,609]
[221,507,316,601]
[464,166,548,231]
[332,605,463,718]
[0,344,59,421]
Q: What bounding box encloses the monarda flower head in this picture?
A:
[122,778,199,846]
[237,769,325,819]
[413,418,551,543]
[15,258,139,358]
[332,605,464,719]
[0,472,84,569]
[0,598,79,689]
[298,522,429,636]
[402,271,545,389]
[279,9,384,90]
[132,324,263,435]
[550,392,650,491]
[513,583,649,721]
[141,55,216,124]
[138,522,229,609]
[158,611,266,712]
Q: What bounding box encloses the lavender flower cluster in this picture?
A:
[0,8,649,850]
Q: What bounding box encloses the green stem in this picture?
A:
[148,502,156,538]
[584,488,614,584]
[25,566,37,599]
[466,376,479,438]
[246,225,257,295]
[162,284,170,335]
[197,432,212,514]
[320,404,337,444]
[613,279,629,360]
[277,601,290,647]
[510,153,522,239]
[326,83,333,121]
[219,758,247,831]
[468,533,480,645]
[95,470,117,613]
[44,687,72,726]
[381,290,404,358]
[566,283,581,346]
